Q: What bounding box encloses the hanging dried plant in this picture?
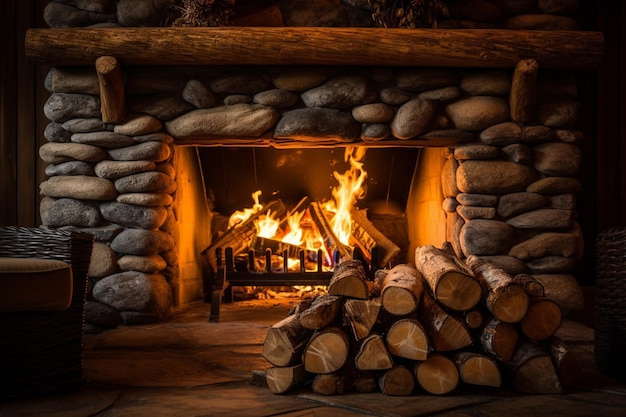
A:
[165,0,236,27]
[368,0,449,28]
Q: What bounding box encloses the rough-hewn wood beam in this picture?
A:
[25,27,603,69]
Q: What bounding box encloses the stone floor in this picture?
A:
[1,298,626,417]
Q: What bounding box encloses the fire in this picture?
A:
[227,146,367,271]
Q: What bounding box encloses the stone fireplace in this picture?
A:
[26,0,603,331]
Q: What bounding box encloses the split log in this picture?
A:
[327,259,369,299]
[311,373,345,396]
[454,352,502,388]
[519,297,562,341]
[480,317,519,363]
[298,294,343,330]
[350,208,401,267]
[507,341,563,394]
[510,58,538,123]
[352,372,378,393]
[343,297,382,341]
[514,273,545,297]
[419,290,473,352]
[262,313,312,367]
[265,364,309,394]
[303,327,350,374]
[415,245,482,311]
[354,333,393,371]
[414,354,459,395]
[95,55,125,123]
[378,365,415,396]
[386,318,429,361]
[380,263,424,316]
[550,337,583,388]
[467,256,529,323]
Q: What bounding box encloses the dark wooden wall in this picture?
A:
[1,1,624,268]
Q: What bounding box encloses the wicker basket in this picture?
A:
[594,226,626,382]
[0,226,94,400]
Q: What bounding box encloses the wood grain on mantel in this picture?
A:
[25,27,603,69]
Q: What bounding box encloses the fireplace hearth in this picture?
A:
[26,0,603,331]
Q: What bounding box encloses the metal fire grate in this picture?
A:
[209,246,378,321]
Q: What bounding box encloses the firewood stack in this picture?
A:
[262,243,577,396]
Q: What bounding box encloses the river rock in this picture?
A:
[274,108,360,141]
[85,301,123,329]
[223,95,251,105]
[63,118,110,133]
[117,192,173,207]
[548,194,576,210]
[39,142,107,164]
[380,88,413,105]
[418,86,462,101]
[497,192,547,218]
[182,79,218,109]
[166,104,279,138]
[457,160,540,193]
[133,133,174,144]
[460,70,511,95]
[396,69,461,92]
[460,219,516,256]
[114,114,163,136]
[92,271,172,317]
[527,256,576,274]
[391,98,436,139]
[118,254,167,273]
[441,157,460,198]
[272,67,332,91]
[95,160,156,179]
[253,89,300,107]
[89,242,118,278]
[536,99,580,128]
[44,93,101,122]
[45,122,72,142]
[456,193,498,207]
[40,175,117,200]
[454,144,502,160]
[40,197,102,227]
[526,177,581,194]
[44,1,115,28]
[523,125,554,143]
[479,121,524,146]
[71,131,135,148]
[114,171,177,194]
[502,143,533,164]
[110,229,175,255]
[533,142,582,176]
[457,205,497,221]
[507,208,574,229]
[116,0,171,27]
[107,141,172,162]
[101,201,168,229]
[446,96,509,131]
[45,160,95,176]
[361,123,391,141]
[509,231,579,260]
[46,67,100,95]
[128,95,194,121]
[301,76,374,109]
[352,103,395,123]
[210,72,272,95]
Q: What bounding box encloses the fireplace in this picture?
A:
[26,1,603,331]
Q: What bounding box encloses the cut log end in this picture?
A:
[435,272,482,311]
[415,354,459,395]
[490,285,529,323]
[520,298,562,341]
[303,328,349,374]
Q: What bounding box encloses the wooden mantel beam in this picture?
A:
[25,27,603,69]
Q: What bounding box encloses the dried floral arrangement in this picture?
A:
[165,0,236,27]
[368,0,449,28]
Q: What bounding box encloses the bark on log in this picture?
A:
[508,341,563,394]
[309,201,351,261]
[514,273,545,297]
[298,294,343,330]
[467,256,529,323]
[415,245,482,311]
[380,264,424,316]
[480,317,519,363]
[419,290,473,352]
[414,354,460,395]
[343,297,382,341]
[386,318,429,361]
[509,58,538,123]
[551,337,583,388]
[25,28,604,69]
[378,365,415,396]
[454,351,502,388]
[519,297,562,341]
[327,259,369,299]
[265,364,309,394]
[95,55,125,123]
[303,327,350,374]
[312,373,345,396]
[354,333,393,371]
[262,313,312,367]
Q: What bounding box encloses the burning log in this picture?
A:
[415,245,482,311]
[466,255,529,324]
[327,259,369,299]
[380,263,424,316]
[309,201,351,261]
[414,354,459,395]
[350,208,401,267]
[249,235,307,260]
